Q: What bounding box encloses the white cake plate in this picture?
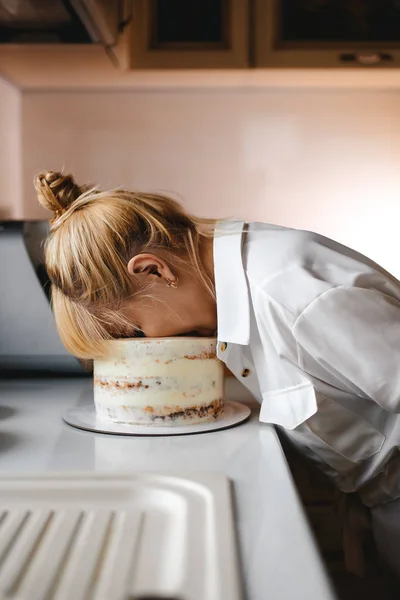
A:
[63,400,251,436]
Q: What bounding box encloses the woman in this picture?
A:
[36,170,400,577]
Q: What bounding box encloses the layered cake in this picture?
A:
[94,337,224,426]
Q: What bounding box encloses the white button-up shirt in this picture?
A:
[214,220,400,507]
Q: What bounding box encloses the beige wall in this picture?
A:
[0,77,22,219]
[15,88,400,277]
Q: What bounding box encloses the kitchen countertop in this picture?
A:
[0,377,336,600]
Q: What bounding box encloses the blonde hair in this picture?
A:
[35,171,215,359]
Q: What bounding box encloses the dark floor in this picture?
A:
[332,572,398,600]
[282,441,400,600]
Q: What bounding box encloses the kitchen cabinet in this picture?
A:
[129,0,249,69]
[255,0,400,68]
[2,1,400,81]
[0,0,132,69]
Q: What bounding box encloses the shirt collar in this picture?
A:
[213,220,250,345]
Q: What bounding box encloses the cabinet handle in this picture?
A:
[339,52,394,65]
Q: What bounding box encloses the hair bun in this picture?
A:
[34,170,82,219]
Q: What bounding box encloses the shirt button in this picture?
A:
[241,368,251,378]
[220,342,227,352]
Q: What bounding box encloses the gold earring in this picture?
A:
[166,278,178,289]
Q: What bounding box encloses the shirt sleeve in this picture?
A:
[292,285,400,413]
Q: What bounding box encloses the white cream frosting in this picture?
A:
[93,338,224,425]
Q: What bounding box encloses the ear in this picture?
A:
[127,253,177,285]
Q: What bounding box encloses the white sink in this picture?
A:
[0,472,242,600]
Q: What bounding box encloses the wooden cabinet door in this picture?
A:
[129,0,249,69]
[255,0,400,68]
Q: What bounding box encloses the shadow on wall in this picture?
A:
[0,209,12,220]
